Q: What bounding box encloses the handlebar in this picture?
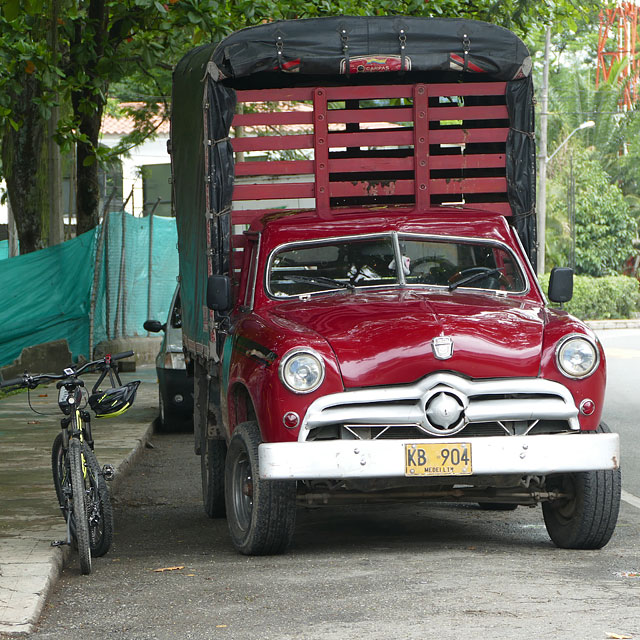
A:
[0,352,135,390]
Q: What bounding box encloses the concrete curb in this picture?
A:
[586,319,640,330]
[0,421,155,636]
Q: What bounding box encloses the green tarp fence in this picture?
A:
[0,212,178,368]
[0,240,9,261]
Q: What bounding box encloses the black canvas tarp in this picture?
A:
[171,16,536,354]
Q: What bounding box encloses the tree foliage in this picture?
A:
[0,0,606,254]
[547,148,636,276]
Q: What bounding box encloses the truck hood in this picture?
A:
[270,289,545,388]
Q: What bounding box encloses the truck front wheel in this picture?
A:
[225,421,296,555]
[542,424,621,550]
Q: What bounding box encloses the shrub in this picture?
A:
[540,273,640,320]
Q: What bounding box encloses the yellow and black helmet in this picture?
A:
[89,381,140,418]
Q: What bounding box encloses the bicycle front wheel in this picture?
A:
[69,439,92,574]
[51,432,69,522]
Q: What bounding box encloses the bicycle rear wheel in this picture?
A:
[82,443,113,557]
[69,439,92,574]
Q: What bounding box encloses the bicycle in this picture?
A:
[0,351,140,575]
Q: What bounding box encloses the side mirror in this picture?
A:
[548,267,574,303]
[144,319,165,333]
[207,275,232,312]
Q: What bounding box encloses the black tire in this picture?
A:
[201,429,226,518]
[225,421,296,555]
[81,442,113,558]
[51,432,68,520]
[52,435,113,558]
[69,439,92,574]
[542,424,621,550]
[478,503,518,511]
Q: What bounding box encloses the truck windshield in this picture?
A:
[268,235,526,297]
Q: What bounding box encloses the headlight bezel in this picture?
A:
[279,348,326,394]
[555,334,600,380]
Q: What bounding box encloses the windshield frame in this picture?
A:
[264,231,530,300]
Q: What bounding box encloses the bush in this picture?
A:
[540,273,640,320]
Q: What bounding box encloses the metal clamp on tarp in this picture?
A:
[275,35,284,71]
[462,33,471,72]
[206,206,232,220]
[207,136,230,146]
[340,28,350,75]
[399,29,407,73]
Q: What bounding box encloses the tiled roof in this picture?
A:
[101,103,170,136]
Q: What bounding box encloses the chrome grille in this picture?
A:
[299,373,579,442]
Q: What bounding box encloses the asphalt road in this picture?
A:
[598,328,640,497]
[27,330,640,640]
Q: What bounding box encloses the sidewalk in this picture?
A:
[0,365,159,635]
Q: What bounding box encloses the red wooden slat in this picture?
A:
[324,85,414,101]
[327,129,414,147]
[329,157,414,173]
[429,128,509,145]
[231,251,244,269]
[232,134,314,152]
[327,107,413,124]
[413,84,429,210]
[430,177,507,195]
[429,154,506,170]
[235,82,506,105]
[231,209,297,225]
[235,160,315,176]
[426,82,507,97]
[314,88,331,216]
[236,87,314,102]
[329,180,415,198]
[233,182,314,200]
[233,111,313,126]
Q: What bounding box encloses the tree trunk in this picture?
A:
[71,0,108,236]
[1,75,50,254]
[75,108,103,235]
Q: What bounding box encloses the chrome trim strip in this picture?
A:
[298,373,580,441]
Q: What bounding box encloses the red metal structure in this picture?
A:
[597,1,640,110]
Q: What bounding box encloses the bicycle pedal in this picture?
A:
[51,540,70,547]
[102,464,115,481]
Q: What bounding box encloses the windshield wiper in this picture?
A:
[287,274,355,292]
[448,268,502,291]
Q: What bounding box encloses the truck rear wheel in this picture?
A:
[225,421,296,555]
[542,425,621,549]
[201,431,226,518]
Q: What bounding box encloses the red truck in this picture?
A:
[170,16,621,555]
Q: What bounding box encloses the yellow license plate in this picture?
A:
[405,443,472,477]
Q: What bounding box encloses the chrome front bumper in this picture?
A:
[259,433,620,480]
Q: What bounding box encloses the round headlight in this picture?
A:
[279,349,325,393]
[556,335,599,379]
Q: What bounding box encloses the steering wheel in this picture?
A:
[448,266,510,290]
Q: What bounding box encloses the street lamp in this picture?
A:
[537,120,595,275]
[547,120,595,162]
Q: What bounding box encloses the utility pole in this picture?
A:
[537,25,551,276]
